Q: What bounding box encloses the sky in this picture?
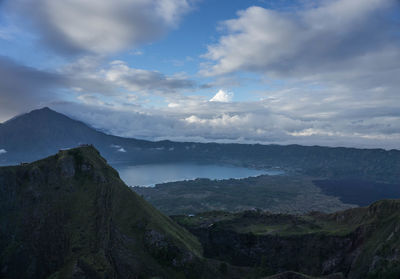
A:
[0,0,399,149]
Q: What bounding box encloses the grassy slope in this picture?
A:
[0,147,209,279]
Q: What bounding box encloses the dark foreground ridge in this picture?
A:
[0,146,219,278]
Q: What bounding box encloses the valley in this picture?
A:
[1,108,399,216]
[133,175,355,215]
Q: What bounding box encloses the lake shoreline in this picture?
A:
[113,162,284,187]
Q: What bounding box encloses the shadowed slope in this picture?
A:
[174,200,400,278]
[0,146,207,279]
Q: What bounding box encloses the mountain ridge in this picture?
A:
[3,107,398,152]
[0,146,212,278]
[0,107,399,183]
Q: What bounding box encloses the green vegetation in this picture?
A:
[133,175,355,215]
[0,146,219,279]
[173,210,358,237]
[173,200,400,279]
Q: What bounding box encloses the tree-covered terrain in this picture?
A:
[133,175,355,215]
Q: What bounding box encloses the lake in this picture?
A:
[113,162,283,187]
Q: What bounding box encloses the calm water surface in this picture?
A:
[113,162,283,187]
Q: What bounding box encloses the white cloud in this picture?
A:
[180,0,400,149]
[118,147,127,153]
[103,60,194,93]
[0,149,7,155]
[202,0,399,81]
[209,89,233,102]
[10,0,192,54]
[111,144,126,152]
[61,58,195,97]
[52,96,400,150]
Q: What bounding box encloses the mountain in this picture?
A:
[0,107,399,183]
[1,146,399,278]
[173,200,400,279]
[0,146,218,278]
[0,107,152,165]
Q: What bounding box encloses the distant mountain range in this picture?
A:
[0,107,165,165]
[0,107,399,183]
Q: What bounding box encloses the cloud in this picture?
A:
[118,147,127,153]
[184,0,400,149]
[209,89,233,102]
[201,0,400,82]
[62,58,196,97]
[104,60,195,94]
[0,55,196,122]
[111,144,126,152]
[0,56,65,121]
[51,94,400,150]
[10,0,192,54]
[0,149,7,155]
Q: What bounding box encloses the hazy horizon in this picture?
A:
[2,106,400,151]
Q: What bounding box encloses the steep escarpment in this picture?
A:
[174,201,400,278]
[0,146,209,279]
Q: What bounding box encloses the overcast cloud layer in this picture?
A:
[9,0,192,54]
[0,0,399,149]
[0,56,64,120]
